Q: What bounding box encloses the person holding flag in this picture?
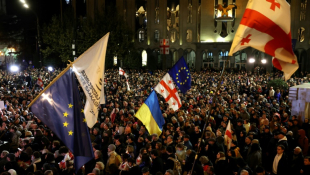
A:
[119,67,130,91]
[36,75,44,89]
[29,67,94,174]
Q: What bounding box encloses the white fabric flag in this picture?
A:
[73,33,109,128]
[154,73,181,111]
[228,0,298,80]
[119,67,128,79]
[126,79,130,91]
[224,120,232,149]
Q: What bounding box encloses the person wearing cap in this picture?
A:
[106,144,122,175]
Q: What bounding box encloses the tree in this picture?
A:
[267,79,288,91]
[41,6,136,68]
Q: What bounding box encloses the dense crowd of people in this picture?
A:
[0,67,310,175]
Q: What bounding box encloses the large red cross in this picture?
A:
[119,69,126,75]
[241,8,296,70]
[241,34,251,45]
[266,0,280,11]
[159,80,181,108]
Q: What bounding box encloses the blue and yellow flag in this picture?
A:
[135,91,164,136]
[31,69,94,173]
[168,57,191,94]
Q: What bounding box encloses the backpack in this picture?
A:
[168,156,182,175]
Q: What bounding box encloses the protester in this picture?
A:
[0,67,310,175]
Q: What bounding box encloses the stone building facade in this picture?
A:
[87,0,310,73]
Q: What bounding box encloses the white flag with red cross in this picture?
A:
[154,73,181,111]
[224,120,232,149]
[119,67,128,79]
[229,0,298,80]
[37,75,44,89]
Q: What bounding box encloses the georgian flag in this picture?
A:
[224,120,232,149]
[229,0,298,80]
[119,67,128,79]
[154,73,181,111]
[37,76,44,89]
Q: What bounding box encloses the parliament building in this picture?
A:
[80,0,310,72]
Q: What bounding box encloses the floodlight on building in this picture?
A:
[249,58,255,63]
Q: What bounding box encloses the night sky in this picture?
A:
[6,0,65,25]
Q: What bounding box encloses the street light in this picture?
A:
[261,59,267,64]
[20,0,42,67]
[10,65,19,72]
[249,58,255,63]
[48,66,53,72]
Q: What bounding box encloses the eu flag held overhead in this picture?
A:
[31,69,94,172]
[168,57,191,94]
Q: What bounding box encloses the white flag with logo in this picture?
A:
[154,73,181,111]
[229,0,298,80]
[73,33,109,128]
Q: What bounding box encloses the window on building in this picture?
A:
[241,52,247,62]
[139,30,145,42]
[173,51,178,65]
[203,51,206,61]
[186,29,192,42]
[142,50,147,66]
[155,30,160,42]
[113,56,117,66]
[170,30,176,43]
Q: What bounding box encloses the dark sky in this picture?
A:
[6,0,62,25]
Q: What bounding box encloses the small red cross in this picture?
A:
[168,80,172,84]
[241,34,252,45]
[161,89,164,93]
[172,102,176,105]
[266,0,280,11]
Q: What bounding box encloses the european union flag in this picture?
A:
[168,56,191,93]
[31,69,94,173]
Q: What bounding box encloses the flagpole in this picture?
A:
[189,56,230,175]
[28,61,74,108]
[28,33,109,108]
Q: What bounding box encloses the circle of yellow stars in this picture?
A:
[176,67,190,85]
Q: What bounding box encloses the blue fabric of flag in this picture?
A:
[168,57,191,94]
[31,69,94,173]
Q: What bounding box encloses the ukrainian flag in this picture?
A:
[135,91,164,136]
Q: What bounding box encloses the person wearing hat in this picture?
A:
[105,144,122,175]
